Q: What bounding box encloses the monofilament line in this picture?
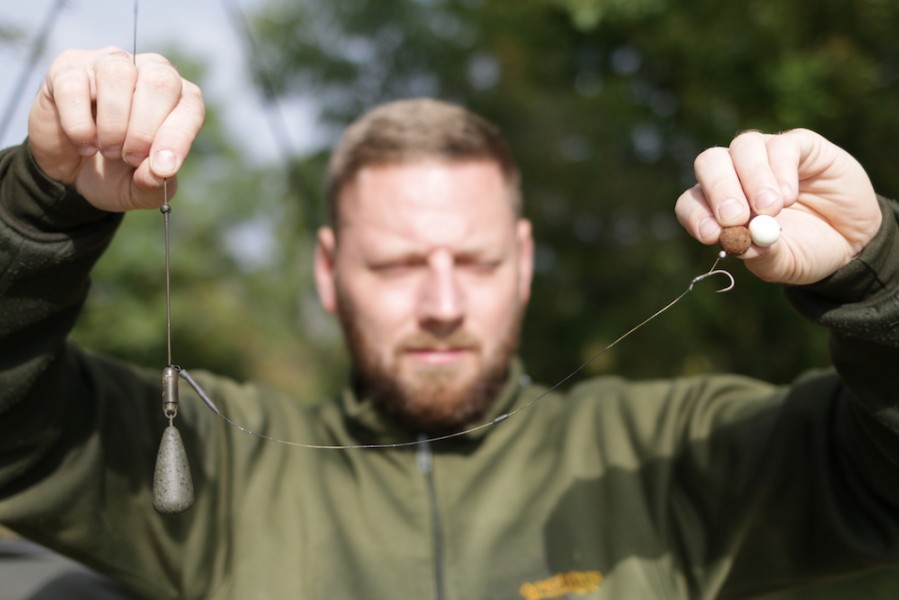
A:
[178,252,736,450]
[161,180,173,367]
[133,0,139,60]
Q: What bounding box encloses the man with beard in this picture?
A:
[1,47,898,599]
[317,97,532,435]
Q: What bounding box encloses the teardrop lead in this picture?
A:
[152,424,194,514]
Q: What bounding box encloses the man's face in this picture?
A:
[315,160,534,433]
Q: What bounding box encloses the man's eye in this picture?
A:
[459,258,500,274]
[371,260,421,275]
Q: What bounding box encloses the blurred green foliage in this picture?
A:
[250,0,899,388]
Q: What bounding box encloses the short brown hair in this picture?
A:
[326,98,521,229]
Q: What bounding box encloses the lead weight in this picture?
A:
[152,424,194,514]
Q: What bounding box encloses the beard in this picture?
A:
[335,293,523,435]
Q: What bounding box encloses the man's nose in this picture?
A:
[417,251,464,330]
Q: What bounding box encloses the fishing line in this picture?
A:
[121,0,739,514]
[172,252,736,451]
[161,182,174,367]
[132,0,139,60]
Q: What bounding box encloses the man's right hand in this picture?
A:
[27,47,205,212]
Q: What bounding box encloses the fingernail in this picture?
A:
[754,187,778,212]
[780,182,794,201]
[152,150,178,175]
[78,143,98,157]
[100,145,122,160]
[717,198,745,223]
[699,217,720,242]
[123,151,143,167]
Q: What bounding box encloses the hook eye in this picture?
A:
[690,269,735,293]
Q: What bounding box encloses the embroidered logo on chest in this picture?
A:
[519,570,603,599]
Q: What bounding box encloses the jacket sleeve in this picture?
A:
[0,144,228,599]
[0,143,120,414]
[700,195,899,598]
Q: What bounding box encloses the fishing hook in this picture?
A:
[690,268,735,293]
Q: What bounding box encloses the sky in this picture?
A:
[0,0,323,162]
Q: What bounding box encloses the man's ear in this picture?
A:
[314,226,338,314]
[516,218,535,305]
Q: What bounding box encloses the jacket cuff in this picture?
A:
[0,143,116,237]
[786,195,899,343]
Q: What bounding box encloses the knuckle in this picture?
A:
[765,133,790,153]
[53,48,89,68]
[729,130,765,152]
[138,52,175,69]
[97,46,130,57]
[185,83,207,122]
[694,146,727,171]
[143,51,169,63]
[50,66,85,92]
[97,53,136,79]
[183,80,203,102]
[139,64,183,94]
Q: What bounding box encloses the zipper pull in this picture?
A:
[416,434,432,475]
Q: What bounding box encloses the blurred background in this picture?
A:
[2,0,898,597]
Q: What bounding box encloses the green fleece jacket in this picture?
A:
[1,143,898,600]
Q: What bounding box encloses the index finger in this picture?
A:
[133,78,205,188]
[122,53,186,169]
[693,145,752,227]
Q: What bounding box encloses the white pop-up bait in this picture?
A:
[748,214,781,247]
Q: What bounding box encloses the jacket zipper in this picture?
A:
[416,436,446,600]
